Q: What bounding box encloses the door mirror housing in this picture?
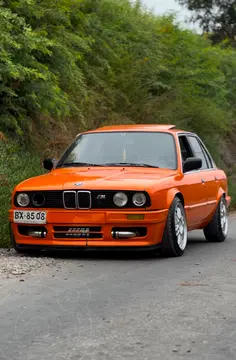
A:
[43,158,56,171]
[183,157,202,173]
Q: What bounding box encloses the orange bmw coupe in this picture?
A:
[9,124,231,257]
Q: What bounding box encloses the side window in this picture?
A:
[187,136,209,170]
[178,136,193,162]
[199,141,214,168]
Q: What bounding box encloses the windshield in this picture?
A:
[57,131,177,169]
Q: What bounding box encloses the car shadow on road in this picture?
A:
[33,236,209,261]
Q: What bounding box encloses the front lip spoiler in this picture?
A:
[13,243,162,253]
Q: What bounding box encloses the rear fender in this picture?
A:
[217,187,231,208]
[217,187,225,203]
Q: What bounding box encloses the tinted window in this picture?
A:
[187,136,209,170]
[58,132,177,169]
[179,136,193,161]
[199,141,214,168]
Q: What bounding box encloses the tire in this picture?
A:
[161,197,188,257]
[203,196,228,242]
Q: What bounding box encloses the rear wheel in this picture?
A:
[203,196,228,242]
[161,197,188,257]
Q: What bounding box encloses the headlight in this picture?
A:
[16,193,30,207]
[32,193,45,207]
[132,192,146,207]
[113,192,128,207]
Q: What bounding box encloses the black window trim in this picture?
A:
[178,134,194,162]
[177,132,216,174]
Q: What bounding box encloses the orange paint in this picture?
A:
[9,125,231,251]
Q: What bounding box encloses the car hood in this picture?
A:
[15,167,177,192]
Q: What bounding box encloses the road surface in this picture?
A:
[0,215,236,360]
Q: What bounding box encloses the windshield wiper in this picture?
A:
[57,162,104,168]
[103,162,159,168]
[57,162,159,168]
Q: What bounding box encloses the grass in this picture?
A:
[0,141,44,247]
[0,141,235,247]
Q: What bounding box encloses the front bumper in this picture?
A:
[9,209,168,249]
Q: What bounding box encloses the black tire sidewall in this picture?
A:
[203,195,228,242]
[162,197,187,257]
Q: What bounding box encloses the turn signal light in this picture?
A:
[127,214,144,220]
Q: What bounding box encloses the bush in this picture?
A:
[0,141,44,246]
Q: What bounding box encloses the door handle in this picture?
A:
[201,178,205,183]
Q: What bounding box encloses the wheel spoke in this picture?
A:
[177,208,182,219]
[174,204,187,251]
[220,198,228,236]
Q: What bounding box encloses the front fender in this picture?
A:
[166,188,183,208]
[150,188,183,210]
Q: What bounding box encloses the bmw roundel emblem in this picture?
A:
[75,182,83,186]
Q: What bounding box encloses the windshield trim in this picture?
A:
[56,131,178,170]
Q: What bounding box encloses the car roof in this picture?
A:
[81,124,187,134]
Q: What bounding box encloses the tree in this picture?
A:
[0,2,71,137]
[178,0,236,45]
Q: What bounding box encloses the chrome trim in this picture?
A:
[208,200,217,205]
[28,230,47,238]
[185,202,208,210]
[112,231,137,239]
[63,191,77,209]
[185,200,217,210]
[77,191,92,210]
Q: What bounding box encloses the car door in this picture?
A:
[187,135,219,217]
[178,135,208,226]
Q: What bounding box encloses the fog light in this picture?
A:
[28,229,47,238]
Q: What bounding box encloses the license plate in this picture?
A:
[13,210,47,224]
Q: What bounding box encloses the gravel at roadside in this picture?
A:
[0,249,64,280]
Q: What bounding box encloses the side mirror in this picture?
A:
[183,157,202,173]
[43,158,56,171]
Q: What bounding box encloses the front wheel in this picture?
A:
[203,196,228,242]
[161,197,188,257]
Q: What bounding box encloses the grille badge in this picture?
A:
[97,194,106,199]
[75,182,83,186]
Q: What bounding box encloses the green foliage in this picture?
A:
[0,2,70,136]
[0,141,44,246]
[1,0,236,142]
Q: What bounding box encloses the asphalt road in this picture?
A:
[1,216,236,360]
